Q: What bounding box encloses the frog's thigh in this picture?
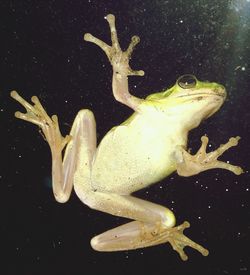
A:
[74,180,175,250]
[64,109,96,189]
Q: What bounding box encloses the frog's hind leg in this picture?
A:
[74,180,209,260]
[90,219,208,261]
[10,91,96,203]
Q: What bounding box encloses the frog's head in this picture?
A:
[146,75,226,128]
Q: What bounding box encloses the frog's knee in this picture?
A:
[162,208,176,228]
[76,109,94,120]
[72,109,96,133]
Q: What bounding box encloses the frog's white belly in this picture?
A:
[91,114,187,194]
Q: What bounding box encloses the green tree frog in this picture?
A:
[11,14,243,261]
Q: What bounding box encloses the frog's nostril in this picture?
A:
[214,87,226,98]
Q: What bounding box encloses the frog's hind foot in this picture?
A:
[91,220,208,261]
[165,221,209,260]
[10,91,70,153]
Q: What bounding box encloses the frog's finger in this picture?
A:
[196,135,209,158]
[213,160,243,175]
[84,33,111,59]
[105,14,121,51]
[207,136,241,160]
[128,69,145,76]
[126,36,140,58]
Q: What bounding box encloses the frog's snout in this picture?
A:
[214,85,226,100]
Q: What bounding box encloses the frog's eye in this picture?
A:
[177,75,197,89]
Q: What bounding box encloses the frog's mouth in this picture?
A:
[197,91,226,119]
[178,92,224,99]
[177,86,226,99]
[176,88,226,120]
[177,86,226,105]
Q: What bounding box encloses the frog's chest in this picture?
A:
[91,114,186,194]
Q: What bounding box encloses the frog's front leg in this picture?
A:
[84,14,144,111]
[174,135,243,176]
[10,91,96,203]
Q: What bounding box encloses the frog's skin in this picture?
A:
[11,14,243,261]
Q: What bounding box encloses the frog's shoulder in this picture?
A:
[120,112,137,127]
[108,95,169,134]
[119,102,157,127]
[120,98,168,128]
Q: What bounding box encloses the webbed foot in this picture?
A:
[166,221,209,261]
[84,14,144,111]
[84,14,144,77]
[175,135,243,176]
[91,220,208,261]
[10,91,70,154]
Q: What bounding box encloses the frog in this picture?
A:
[10,14,243,261]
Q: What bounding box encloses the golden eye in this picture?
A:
[177,74,197,89]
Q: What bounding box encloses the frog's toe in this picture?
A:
[11,91,48,126]
[167,221,209,261]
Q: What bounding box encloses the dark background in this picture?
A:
[1,1,249,274]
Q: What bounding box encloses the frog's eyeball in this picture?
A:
[177,74,197,89]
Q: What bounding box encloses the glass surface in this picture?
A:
[1,1,249,274]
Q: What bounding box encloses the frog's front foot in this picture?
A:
[84,14,144,77]
[10,91,70,154]
[174,135,243,176]
[84,14,144,111]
